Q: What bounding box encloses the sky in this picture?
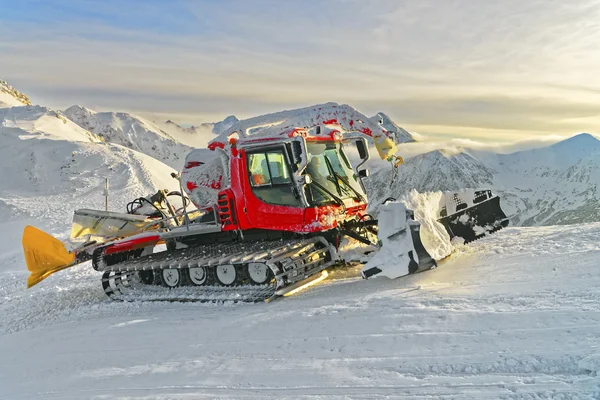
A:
[1,0,599,143]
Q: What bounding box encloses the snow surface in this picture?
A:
[2,221,600,399]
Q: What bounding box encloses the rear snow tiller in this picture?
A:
[22,117,509,302]
[438,189,509,243]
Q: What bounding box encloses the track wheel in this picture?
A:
[187,266,209,286]
[215,264,238,286]
[138,270,155,285]
[159,268,181,288]
[246,262,272,285]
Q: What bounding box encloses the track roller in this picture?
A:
[159,268,182,288]
[246,262,272,284]
[215,264,238,286]
[186,266,210,286]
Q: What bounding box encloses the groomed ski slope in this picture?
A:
[1,222,600,399]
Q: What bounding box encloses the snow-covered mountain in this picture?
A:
[367,149,495,208]
[211,115,239,135]
[367,133,600,227]
[0,80,32,108]
[0,89,178,231]
[0,105,98,143]
[481,133,600,226]
[63,105,192,170]
[164,115,238,136]
[63,102,414,164]
[156,115,239,148]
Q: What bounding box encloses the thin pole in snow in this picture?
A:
[105,178,109,211]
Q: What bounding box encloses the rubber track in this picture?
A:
[101,271,278,303]
[99,237,334,303]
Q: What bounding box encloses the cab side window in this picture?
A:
[247,150,299,206]
[248,153,271,186]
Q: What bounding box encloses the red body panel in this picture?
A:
[232,149,308,232]
[104,235,160,255]
[226,149,366,233]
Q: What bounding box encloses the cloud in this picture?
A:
[1,0,599,139]
[394,134,576,161]
[368,95,600,139]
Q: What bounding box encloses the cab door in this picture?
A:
[243,147,306,231]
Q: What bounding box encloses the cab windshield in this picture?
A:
[305,142,365,206]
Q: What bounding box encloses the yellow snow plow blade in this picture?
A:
[22,226,76,288]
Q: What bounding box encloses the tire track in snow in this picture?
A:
[10,379,597,400]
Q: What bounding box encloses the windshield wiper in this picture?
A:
[323,155,343,196]
[336,174,366,203]
[309,178,346,214]
[323,155,365,203]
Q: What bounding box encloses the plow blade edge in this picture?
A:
[22,226,77,288]
[438,190,509,243]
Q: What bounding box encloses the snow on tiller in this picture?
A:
[360,190,508,280]
[438,189,509,243]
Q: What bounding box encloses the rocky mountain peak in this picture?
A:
[0,80,32,107]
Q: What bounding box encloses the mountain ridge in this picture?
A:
[63,105,192,170]
[0,80,32,108]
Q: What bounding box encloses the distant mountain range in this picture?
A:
[0,81,179,228]
[63,102,417,169]
[163,115,239,139]
[1,79,598,228]
[63,105,192,170]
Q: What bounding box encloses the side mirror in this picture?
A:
[356,139,369,160]
[303,174,313,185]
[358,169,370,178]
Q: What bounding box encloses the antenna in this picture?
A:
[104,178,109,211]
